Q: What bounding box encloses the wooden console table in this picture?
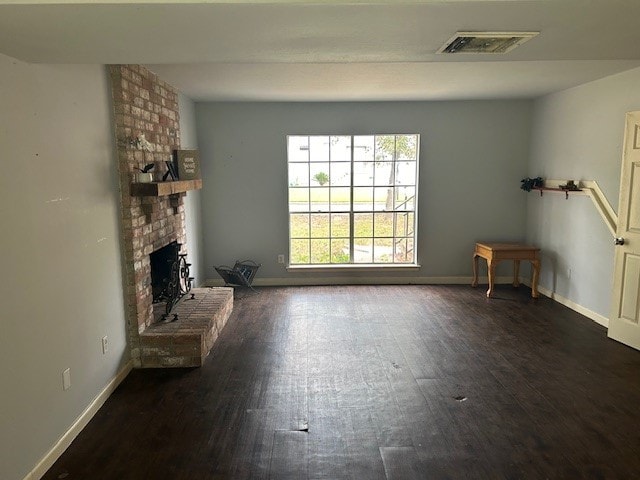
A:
[472,242,540,298]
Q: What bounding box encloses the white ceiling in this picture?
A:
[1,0,640,101]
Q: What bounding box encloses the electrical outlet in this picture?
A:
[101,335,109,354]
[277,254,285,264]
[567,268,572,279]
[62,368,71,391]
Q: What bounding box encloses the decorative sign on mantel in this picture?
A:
[174,149,201,180]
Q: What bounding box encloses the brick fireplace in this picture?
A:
[109,65,232,368]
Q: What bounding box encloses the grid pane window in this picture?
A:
[288,134,419,265]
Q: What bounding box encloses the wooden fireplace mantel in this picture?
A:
[130,179,202,197]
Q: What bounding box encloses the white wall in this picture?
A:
[179,93,204,286]
[195,101,532,283]
[0,54,129,480]
[527,66,640,320]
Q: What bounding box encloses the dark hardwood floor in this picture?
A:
[43,285,640,479]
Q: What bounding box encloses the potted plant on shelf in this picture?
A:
[135,163,155,183]
[520,176,543,192]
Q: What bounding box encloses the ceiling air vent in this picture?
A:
[437,31,539,54]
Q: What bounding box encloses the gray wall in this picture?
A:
[179,93,204,286]
[527,66,640,319]
[0,55,129,480]
[195,101,533,283]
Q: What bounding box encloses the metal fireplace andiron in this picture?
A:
[150,242,194,319]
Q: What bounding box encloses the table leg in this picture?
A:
[531,259,540,298]
[487,259,497,297]
[471,254,479,287]
[513,260,521,287]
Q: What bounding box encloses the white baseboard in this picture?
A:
[522,280,609,328]
[24,360,133,480]
[205,275,515,287]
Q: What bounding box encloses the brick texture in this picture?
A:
[139,288,234,368]
[109,65,189,365]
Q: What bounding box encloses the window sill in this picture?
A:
[286,264,421,272]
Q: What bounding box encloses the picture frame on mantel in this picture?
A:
[174,149,201,180]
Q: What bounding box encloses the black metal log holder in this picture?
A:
[214,260,260,292]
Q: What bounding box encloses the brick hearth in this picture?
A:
[139,288,233,368]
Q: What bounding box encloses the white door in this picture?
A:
[609,111,640,350]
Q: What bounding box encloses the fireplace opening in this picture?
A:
[150,241,193,318]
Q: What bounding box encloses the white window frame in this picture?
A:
[287,134,419,268]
